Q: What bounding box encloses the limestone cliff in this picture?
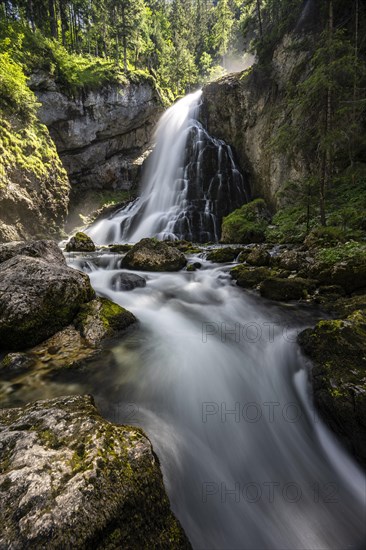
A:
[30,72,163,196]
[201,36,309,211]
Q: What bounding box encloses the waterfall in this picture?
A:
[87,91,249,244]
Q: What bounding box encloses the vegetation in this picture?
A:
[221,198,270,244]
[0,0,267,98]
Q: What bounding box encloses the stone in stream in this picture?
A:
[111,272,146,291]
[259,276,317,301]
[0,394,191,549]
[66,231,96,252]
[122,238,187,271]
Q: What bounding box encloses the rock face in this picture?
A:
[122,238,187,271]
[0,394,191,549]
[0,113,70,243]
[0,240,95,350]
[298,311,366,468]
[31,74,162,196]
[201,36,309,209]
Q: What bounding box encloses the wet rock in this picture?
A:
[74,297,136,346]
[111,272,146,291]
[0,240,65,265]
[109,244,133,253]
[0,255,95,350]
[206,247,238,263]
[122,238,187,271]
[231,265,272,288]
[0,395,191,549]
[298,311,366,468]
[259,277,317,301]
[66,232,96,252]
[246,246,271,267]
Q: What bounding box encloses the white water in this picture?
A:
[87,91,248,244]
[67,252,366,550]
[87,91,203,244]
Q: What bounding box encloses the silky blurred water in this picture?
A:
[63,252,366,550]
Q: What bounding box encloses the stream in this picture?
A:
[74,90,366,549]
[62,251,366,550]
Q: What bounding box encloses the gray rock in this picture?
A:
[111,272,146,291]
[33,80,163,194]
[0,395,191,549]
[122,238,187,272]
[0,255,95,350]
[0,240,65,265]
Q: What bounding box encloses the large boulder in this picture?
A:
[0,240,65,265]
[0,255,95,350]
[122,238,187,271]
[298,311,366,468]
[0,395,191,549]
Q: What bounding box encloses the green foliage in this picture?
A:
[315,241,366,265]
[221,198,270,243]
[265,206,312,244]
[0,52,38,121]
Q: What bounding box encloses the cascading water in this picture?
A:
[87,91,249,244]
[59,91,366,549]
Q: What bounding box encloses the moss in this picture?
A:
[231,265,273,288]
[38,429,63,450]
[259,277,317,301]
[221,199,270,244]
[206,247,238,263]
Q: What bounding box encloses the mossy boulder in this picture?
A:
[221,199,271,244]
[66,232,96,252]
[0,395,191,548]
[246,246,271,267]
[109,243,133,253]
[206,247,238,263]
[298,311,366,468]
[0,254,95,350]
[122,238,187,271]
[230,265,272,289]
[74,297,136,347]
[0,298,136,385]
[259,277,317,301]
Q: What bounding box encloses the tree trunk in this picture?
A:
[59,0,68,46]
[121,3,128,72]
[49,0,58,39]
[351,0,359,167]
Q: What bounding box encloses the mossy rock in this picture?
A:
[259,276,317,301]
[206,247,238,263]
[298,311,366,468]
[230,265,273,289]
[122,238,187,271]
[246,246,271,267]
[221,199,271,244]
[74,297,136,347]
[0,255,95,351]
[66,232,96,252]
[0,395,191,548]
